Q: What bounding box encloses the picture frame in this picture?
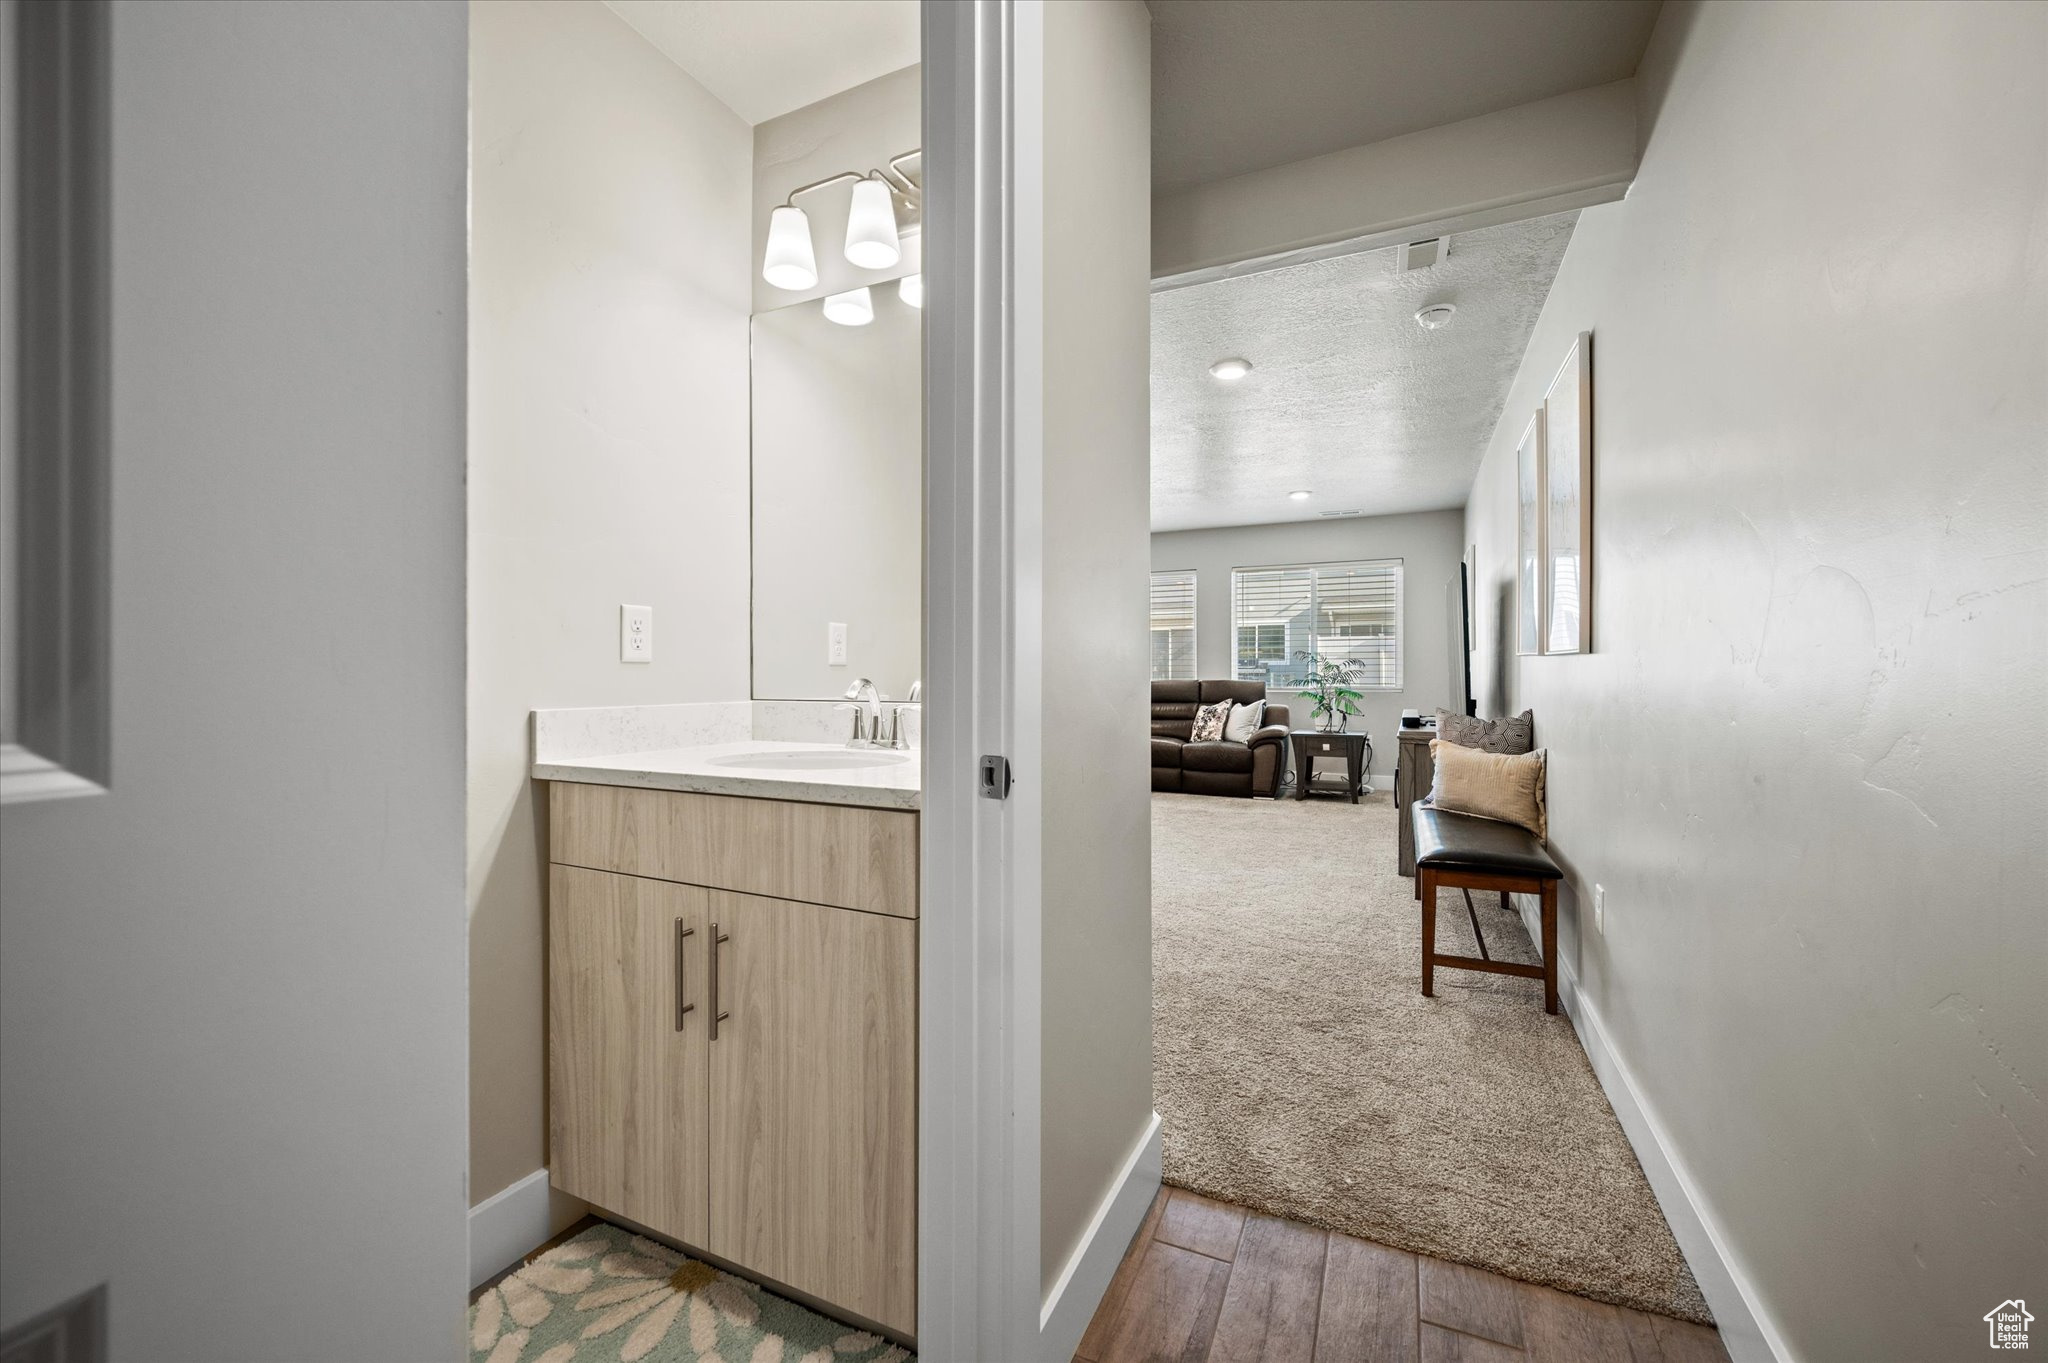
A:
[1541,332,1593,654]
[1515,411,1544,656]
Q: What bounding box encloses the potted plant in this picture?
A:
[1294,651,1367,733]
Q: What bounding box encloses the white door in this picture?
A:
[0,3,470,1358]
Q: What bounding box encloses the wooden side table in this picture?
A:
[1289,730,1369,803]
[1395,724,1439,876]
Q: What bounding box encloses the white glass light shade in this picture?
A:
[898,273,924,308]
[822,287,874,327]
[843,176,901,270]
[762,205,818,291]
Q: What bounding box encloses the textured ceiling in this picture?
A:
[1150,0,1661,194]
[1150,215,1577,533]
[603,0,918,125]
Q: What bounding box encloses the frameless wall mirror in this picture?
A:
[749,286,922,701]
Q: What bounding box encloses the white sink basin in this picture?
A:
[709,749,912,771]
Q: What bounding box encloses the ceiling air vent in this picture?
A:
[1397,236,1448,271]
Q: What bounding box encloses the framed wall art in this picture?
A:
[1542,331,1593,654]
[1515,411,1544,656]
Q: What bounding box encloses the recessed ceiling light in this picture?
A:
[1288,490,1313,501]
[1415,303,1457,330]
[1209,357,1252,381]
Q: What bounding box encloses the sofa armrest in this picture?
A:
[1247,723,1290,749]
[1248,724,1289,798]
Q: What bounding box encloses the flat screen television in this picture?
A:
[1448,563,1475,717]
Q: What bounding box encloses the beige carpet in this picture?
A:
[1152,790,1713,1324]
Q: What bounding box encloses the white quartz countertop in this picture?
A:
[535,739,921,811]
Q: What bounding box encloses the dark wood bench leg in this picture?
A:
[1540,879,1558,1015]
[1420,868,1435,997]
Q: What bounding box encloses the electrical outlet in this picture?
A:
[620,604,653,663]
[828,622,848,666]
[1593,883,1606,935]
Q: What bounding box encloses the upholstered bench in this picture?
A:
[1411,803,1563,1014]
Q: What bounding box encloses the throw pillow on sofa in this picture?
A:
[1428,739,1548,839]
[1221,699,1266,743]
[1190,699,1232,742]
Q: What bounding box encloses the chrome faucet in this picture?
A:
[842,677,882,748]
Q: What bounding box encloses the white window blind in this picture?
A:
[1149,570,1197,681]
[1232,559,1403,691]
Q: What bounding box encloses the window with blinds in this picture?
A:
[1149,570,1197,681]
[1231,559,1403,691]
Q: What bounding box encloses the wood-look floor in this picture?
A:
[1076,1187,1731,1363]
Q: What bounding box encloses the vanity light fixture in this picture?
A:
[1288,490,1313,501]
[1209,357,1252,381]
[844,176,901,270]
[898,273,923,309]
[822,286,875,327]
[761,150,923,290]
[1415,303,1457,330]
[762,204,819,291]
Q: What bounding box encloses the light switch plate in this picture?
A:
[621,604,653,663]
[1593,883,1606,935]
[828,622,848,666]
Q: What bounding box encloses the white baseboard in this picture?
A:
[1516,897,1792,1363]
[1039,1111,1164,1363]
[469,1168,553,1289]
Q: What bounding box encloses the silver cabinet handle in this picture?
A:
[675,920,696,1031]
[709,923,731,1040]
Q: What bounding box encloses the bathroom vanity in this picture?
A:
[537,736,919,1338]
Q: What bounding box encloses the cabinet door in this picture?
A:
[705,890,916,1335]
[549,865,711,1247]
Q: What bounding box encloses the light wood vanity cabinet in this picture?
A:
[547,783,918,1338]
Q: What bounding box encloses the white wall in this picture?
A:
[752,65,921,314]
[468,0,752,1207]
[1037,0,1156,1302]
[1463,4,2046,1359]
[0,1,468,1357]
[1151,511,1466,779]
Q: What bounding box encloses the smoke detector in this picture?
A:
[1415,303,1457,331]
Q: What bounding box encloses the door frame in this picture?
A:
[919,1,1045,1358]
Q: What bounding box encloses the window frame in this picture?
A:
[1229,558,1405,694]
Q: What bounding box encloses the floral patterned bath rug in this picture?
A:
[469,1222,913,1363]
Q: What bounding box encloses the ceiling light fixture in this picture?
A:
[1415,303,1457,330]
[1288,490,1313,501]
[762,204,819,291]
[822,286,875,327]
[898,273,923,309]
[1209,357,1252,381]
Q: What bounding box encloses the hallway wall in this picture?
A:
[1463,3,2046,1358]
[1037,0,1157,1309]
[468,0,753,1210]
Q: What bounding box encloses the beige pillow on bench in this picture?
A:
[1429,739,1548,840]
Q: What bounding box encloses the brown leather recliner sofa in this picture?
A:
[1151,680,1291,798]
